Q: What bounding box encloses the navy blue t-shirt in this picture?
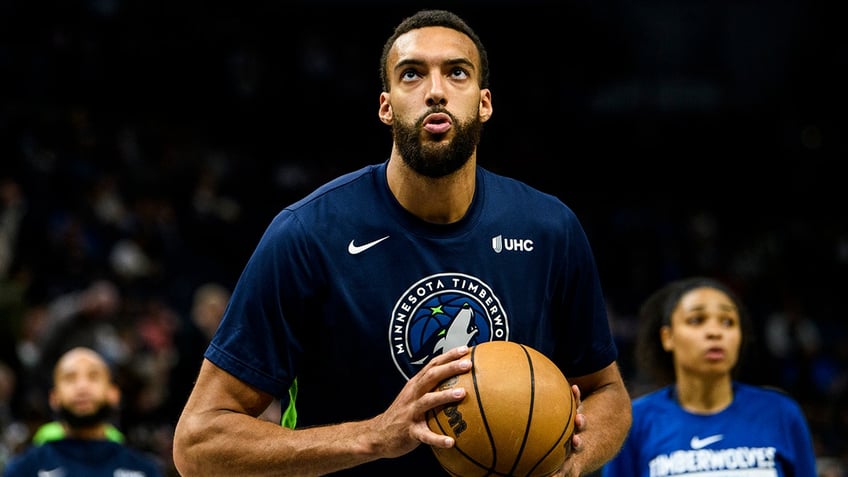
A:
[206,161,617,475]
[3,439,163,477]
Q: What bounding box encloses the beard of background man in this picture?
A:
[56,401,116,430]
[394,106,482,178]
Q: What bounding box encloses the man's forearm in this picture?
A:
[569,370,632,475]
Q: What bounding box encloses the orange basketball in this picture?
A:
[426,341,576,477]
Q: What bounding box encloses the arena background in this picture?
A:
[1,1,846,475]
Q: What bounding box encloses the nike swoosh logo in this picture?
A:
[37,468,66,477]
[348,236,390,255]
[690,434,724,449]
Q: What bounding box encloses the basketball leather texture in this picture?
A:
[426,341,576,477]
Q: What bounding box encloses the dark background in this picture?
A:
[1,0,846,475]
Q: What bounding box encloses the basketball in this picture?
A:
[426,341,576,477]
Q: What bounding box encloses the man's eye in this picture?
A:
[401,70,419,81]
[451,68,468,79]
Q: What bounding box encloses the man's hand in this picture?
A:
[368,346,472,458]
[552,384,585,477]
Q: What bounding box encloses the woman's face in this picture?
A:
[660,286,742,380]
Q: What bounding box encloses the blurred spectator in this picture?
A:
[8,280,130,432]
[165,282,230,424]
[0,362,29,471]
[188,282,230,342]
[2,347,163,476]
[764,292,823,399]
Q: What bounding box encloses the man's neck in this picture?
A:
[385,152,476,224]
[63,423,110,440]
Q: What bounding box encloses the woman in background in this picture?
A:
[603,276,816,476]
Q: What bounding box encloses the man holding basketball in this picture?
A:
[173,9,631,476]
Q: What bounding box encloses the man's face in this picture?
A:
[380,26,493,178]
[50,349,119,429]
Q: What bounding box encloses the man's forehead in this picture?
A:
[56,348,109,375]
[390,26,478,65]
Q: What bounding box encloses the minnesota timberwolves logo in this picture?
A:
[390,272,509,380]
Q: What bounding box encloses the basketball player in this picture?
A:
[173,9,631,476]
[3,347,163,477]
[601,277,817,476]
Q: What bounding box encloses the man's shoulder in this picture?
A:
[2,441,162,477]
[479,167,570,208]
[119,446,164,475]
[286,163,382,212]
[2,443,48,475]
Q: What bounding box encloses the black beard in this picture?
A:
[393,108,482,178]
[56,403,116,430]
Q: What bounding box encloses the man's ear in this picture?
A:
[479,88,493,123]
[48,389,60,412]
[107,383,121,407]
[378,92,393,125]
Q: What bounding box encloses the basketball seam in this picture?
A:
[526,349,576,477]
[505,344,534,477]
[472,344,500,473]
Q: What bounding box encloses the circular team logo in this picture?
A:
[390,272,509,380]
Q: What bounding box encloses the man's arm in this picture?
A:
[562,361,632,476]
[173,347,472,477]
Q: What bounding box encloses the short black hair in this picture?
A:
[379,9,489,92]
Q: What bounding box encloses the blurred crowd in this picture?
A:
[1,2,847,476]
[0,157,237,474]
